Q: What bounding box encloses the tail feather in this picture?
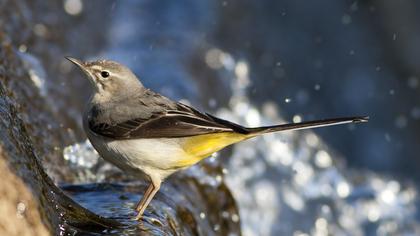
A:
[246,116,369,136]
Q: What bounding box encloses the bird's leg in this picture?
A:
[135,183,154,211]
[135,178,161,220]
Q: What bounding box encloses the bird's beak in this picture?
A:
[65,56,96,85]
[65,56,86,71]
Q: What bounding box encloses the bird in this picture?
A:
[66,57,368,220]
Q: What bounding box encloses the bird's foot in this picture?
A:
[140,215,163,226]
[134,213,143,221]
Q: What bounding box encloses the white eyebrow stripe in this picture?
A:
[91,65,102,71]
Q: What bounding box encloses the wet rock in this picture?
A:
[62,170,241,235]
[0,56,122,233]
[0,146,49,236]
[62,141,241,235]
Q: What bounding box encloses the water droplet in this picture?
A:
[395,115,407,129]
[205,48,224,69]
[367,205,380,222]
[235,61,249,78]
[283,186,304,211]
[292,115,302,123]
[208,98,217,108]
[410,107,420,119]
[211,152,219,158]
[315,150,332,168]
[18,44,27,53]
[110,2,117,11]
[64,0,83,16]
[296,90,309,104]
[350,1,358,11]
[385,133,391,142]
[315,217,328,230]
[407,76,419,89]
[33,24,48,37]
[305,133,319,147]
[293,231,309,236]
[336,181,351,198]
[380,189,396,204]
[245,108,261,126]
[314,59,323,69]
[389,89,395,95]
[221,211,230,218]
[231,213,239,222]
[341,14,352,24]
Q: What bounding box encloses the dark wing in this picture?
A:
[89,102,249,139]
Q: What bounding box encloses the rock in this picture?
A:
[0,53,122,233]
[0,146,49,236]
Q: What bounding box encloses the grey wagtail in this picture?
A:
[66,57,368,220]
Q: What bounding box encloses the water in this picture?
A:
[3,0,420,235]
[62,142,241,235]
[61,183,207,235]
[62,49,420,235]
[59,1,420,234]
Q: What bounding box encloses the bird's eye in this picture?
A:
[100,71,110,78]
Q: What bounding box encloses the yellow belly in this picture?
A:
[176,132,246,168]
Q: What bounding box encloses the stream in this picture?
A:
[1,0,419,235]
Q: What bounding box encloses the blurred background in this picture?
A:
[7,0,420,235]
[58,0,419,180]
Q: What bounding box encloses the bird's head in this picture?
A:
[66,57,143,98]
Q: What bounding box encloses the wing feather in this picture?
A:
[89,102,248,139]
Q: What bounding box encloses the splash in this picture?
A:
[62,48,420,235]
[212,49,420,235]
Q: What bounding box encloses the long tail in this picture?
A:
[245,116,369,136]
